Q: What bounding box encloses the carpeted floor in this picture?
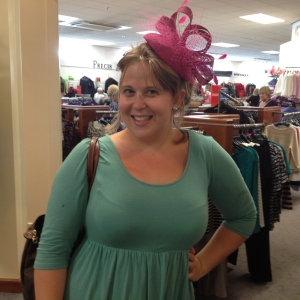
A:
[1,187,299,300]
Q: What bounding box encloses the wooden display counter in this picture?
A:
[192,105,281,127]
[61,105,110,140]
[181,115,240,154]
[237,106,281,125]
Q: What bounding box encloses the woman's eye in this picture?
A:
[123,89,134,95]
[146,89,158,96]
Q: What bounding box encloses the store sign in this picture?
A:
[93,60,113,69]
[292,20,300,41]
[233,73,249,77]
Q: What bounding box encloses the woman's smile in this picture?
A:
[119,62,177,142]
[132,115,153,125]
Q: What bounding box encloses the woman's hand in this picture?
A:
[188,247,203,282]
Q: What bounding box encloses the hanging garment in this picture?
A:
[80,76,96,97]
[104,77,118,93]
[232,147,260,233]
[292,73,300,98]
[60,77,68,94]
[246,140,273,282]
[268,142,289,223]
[87,121,107,138]
[204,102,251,124]
[265,124,300,172]
[246,83,256,96]
[281,181,293,210]
[62,118,78,160]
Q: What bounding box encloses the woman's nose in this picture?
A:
[133,94,146,109]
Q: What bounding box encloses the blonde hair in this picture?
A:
[107,84,119,97]
[107,43,194,133]
[259,86,271,97]
[253,88,259,96]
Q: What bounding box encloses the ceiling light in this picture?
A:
[58,15,79,23]
[240,13,284,24]
[118,26,131,30]
[261,51,280,54]
[70,21,120,31]
[211,42,239,48]
[59,18,131,32]
[136,30,158,35]
[88,40,115,46]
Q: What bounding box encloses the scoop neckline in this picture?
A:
[105,131,192,187]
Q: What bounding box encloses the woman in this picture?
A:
[246,88,260,106]
[107,84,119,111]
[258,86,278,107]
[93,87,105,104]
[34,3,256,300]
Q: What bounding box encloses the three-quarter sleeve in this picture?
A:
[207,139,257,238]
[35,138,92,269]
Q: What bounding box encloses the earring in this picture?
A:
[172,106,178,111]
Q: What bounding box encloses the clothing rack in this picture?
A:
[181,115,240,154]
[180,126,206,135]
[183,113,282,298]
[181,110,278,153]
[272,111,300,117]
[237,106,281,126]
[95,110,118,114]
[185,108,200,115]
[233,123,265,130]
[271,111,300,122]
[218,90,239,113]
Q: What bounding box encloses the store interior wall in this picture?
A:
[0,0,61,280]
[279,19,300,68]
[59,40,276,92]
[59,38,125,90]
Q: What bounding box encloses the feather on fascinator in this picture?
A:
[144,1,216,86]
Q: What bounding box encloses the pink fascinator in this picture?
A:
[144,1,215,86]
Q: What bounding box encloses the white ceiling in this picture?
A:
[58,0,300,63]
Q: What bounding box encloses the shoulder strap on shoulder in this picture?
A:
[87,137,100,192]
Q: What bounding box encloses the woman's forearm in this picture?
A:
[196,226,246,279]
[34,268,67,300]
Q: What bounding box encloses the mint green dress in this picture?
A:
[35,131,256,300]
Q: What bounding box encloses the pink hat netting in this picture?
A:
[142,1,217,86]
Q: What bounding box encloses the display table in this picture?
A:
[61,104,110,140]
[192,105,281,127]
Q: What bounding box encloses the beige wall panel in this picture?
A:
[0,0,61,279]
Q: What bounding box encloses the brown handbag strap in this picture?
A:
[87,137,100,192]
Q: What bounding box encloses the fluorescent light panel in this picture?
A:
[212,42,239,48]
[58,15,79,23]
[119,26,131,30]
[89,40,115,46]
[261,51,280,54]
[240,13,284,24]
[136,30,158,35]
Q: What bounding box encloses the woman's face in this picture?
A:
[259,92,269,102]
[111,92,118,103]
[119,62,184,142]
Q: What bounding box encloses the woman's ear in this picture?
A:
[174,88,186,108]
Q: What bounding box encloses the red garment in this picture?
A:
[234,83,245,98]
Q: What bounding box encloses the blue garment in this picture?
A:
[109,100,118,111]
[79,76,96,97]
[264,99,278,107]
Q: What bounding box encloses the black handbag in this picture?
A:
[20,137,100,300]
